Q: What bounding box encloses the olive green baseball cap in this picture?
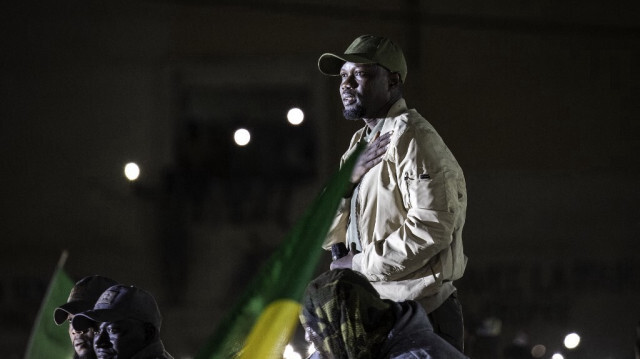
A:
[318,35,407,83]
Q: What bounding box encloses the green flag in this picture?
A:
[24,252,75,359]
[195,143,364,359]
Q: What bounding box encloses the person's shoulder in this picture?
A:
[389,108,435,132]
[406,109,435,130]
[389,113,444,151]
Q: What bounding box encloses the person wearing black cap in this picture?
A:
[319,35,468,352]
[54,275,119,359]
[72,284,173,359]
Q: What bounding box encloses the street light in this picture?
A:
[234,128,251,146]
[531,344,546,358]
[124,162,140,181]
[287,107,304,125]
[564,332,581,349]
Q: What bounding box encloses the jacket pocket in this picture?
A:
[404,171,446,210]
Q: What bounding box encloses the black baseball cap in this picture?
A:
[54,275,118,325]
[72,285,163,331]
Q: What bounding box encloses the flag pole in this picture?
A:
[56,250,69,270]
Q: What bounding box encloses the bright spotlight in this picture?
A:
[234,128,251,146]
[124,162,140,181]
[564,332,581,349]
[283,344,301,359]
[531,344,546,358]
[551,353,564,359]
[287,107,304,125]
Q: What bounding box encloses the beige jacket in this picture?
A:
[325,99,467,313]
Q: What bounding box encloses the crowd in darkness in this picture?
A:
[54,275,173,359]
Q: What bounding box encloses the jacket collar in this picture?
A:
[386,98,408,118]
[380,98,407,134]
[355,98,408,144]
[362,98,407,140]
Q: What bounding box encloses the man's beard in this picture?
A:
[343,104,366,121]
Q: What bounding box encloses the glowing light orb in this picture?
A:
[124,162,140,181]
[531,344,546,358]
[564,332,581,349]
[287,107,304,125]
[234,128,251,146]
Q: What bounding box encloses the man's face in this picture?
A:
[93,319,148,359]
[68,314,96,358]
[339,62,392,121]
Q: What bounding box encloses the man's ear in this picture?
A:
[143,323,157,342]
[388,72,401,89]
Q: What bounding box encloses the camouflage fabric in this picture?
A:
[300,269,395,359]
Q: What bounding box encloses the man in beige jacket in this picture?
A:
[319,34,468,352]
